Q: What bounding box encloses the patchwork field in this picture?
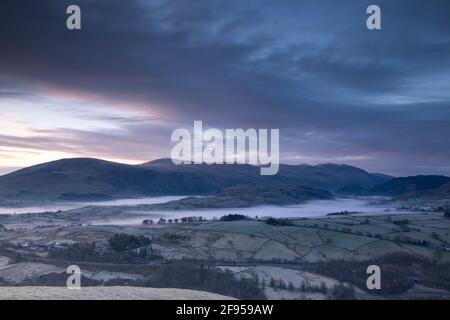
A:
[1,210,450,299]
[2,212,450,264]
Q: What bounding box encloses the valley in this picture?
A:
[1,158,450,300]
[1,196,450,300]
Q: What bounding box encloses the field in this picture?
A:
[1,210,450,299]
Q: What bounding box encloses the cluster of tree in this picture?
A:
[144,263,265,300]
[49,235,154,263]
[444,211,450,219]
[219,214,250,222]
[108,233,152,252]
[158,232,190,244]
[308,252,450,295]
[180,216,206,223]
[267,276,355,299]
[391,235,430,247]
[268,277,287,289]
[430,205,450,213]
[157,218,181,224]
[48,242,99,261]
[327,211,361,216]
[301,281,328,294]
[144,216,210,225]
[393,219,410,225]
[269,278,328,294]
[330,283,356,300]
[265,218,294,226]
[392,219,411,232]
[301,253,420,295]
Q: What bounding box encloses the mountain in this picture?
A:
[372,175,450,198]
[433,182,450,198]
[370,173,394,181]
[142,159,389,190]
[277,163,392,191]
[0,158,225,201]
[0,157,389,201]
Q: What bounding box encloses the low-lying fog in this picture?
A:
[92,197,398,226]
[0,196,189,215]
[0,196,405,225]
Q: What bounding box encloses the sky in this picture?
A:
[0,0,450,176]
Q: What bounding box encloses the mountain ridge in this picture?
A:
[372,175,450,199]
[0,157,391,201]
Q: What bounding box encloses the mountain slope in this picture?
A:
[372,175,450,198]
[0,158,225,200]
[0,158,389,201]
[142,159,388,191]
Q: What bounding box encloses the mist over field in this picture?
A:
[90,197,394,225]
[0,196,188,215]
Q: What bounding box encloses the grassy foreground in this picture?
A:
[0,286,234,300]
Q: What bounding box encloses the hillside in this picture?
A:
[142,159,390,191]
[373,175,450,198]
[0,158,228,200]
[0,157,389,201]
[0,286,234,300]
[149,185,334,210]
[433,182,450,198]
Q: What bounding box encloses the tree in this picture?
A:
[269,277,276,288]
[331,283,355,300]
[300,281,306,292]
[320,281,328,294]
[288,282,294,291]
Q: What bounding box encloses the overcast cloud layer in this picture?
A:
[0,0,450,176]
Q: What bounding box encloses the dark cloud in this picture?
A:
[0,0,450,175]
